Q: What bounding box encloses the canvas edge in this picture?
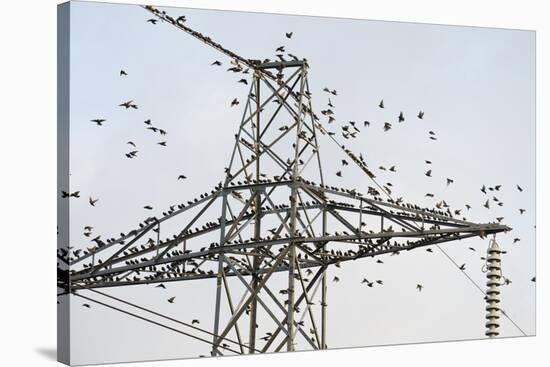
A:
[57,1,71,365]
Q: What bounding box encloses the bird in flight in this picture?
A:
[192,319,200,325]
[417,110,424,119]
[398,111,405,122]
[178,175,187,180]
[127,141,136,147]
[459,263,466,271]
[119,100,138,109]
[61,191,80,198]
[238,78,248,85]
[336,171,342,177]
[125,151,138,159]
[167,297,176,303]
[286,32,293,39]
[364,121,370,127]
[361,278,374,287]
[322,87,337,95]
[416,284,423,292]
[383,122,392,131]
[231,98,239,107]
[144,119,152,125]
[144,205,153,210]
[89,197,99,206]
[333,276,340,283]
[120,69,128,76]
[425,169,432,177]
[82,303,91,308]
[147,18,158,24]
[378,99,384,108]
[156,284,166,289]
[157,141,167,147]
[513,238,521,244]
[446,178,454,186]
[91,119,106,126]
[516,184,523,192]
[519,208,526,214]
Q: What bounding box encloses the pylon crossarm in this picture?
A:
[69,219,507,287]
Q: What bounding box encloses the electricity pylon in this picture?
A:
[58,5,511,357]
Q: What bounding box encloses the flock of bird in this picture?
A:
[58,10,534,347]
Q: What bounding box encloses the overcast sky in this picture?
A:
[64,1,535,364]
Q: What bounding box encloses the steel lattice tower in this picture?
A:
[57,5,511,357]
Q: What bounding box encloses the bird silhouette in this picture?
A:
[285,32,293,39]
[231,98,239,107]
[516,185,523,192]
[167,297,176,303]
[378,99,384,108]
[383,122,392,131]
[178,175,187,180]
[89,197,98,206]
[416,284,423,292]
[120,69,128,76]
[211,60,222,66]
[418,111,424,119]
[157,141,167,147]
[425,170,432,177]
[361,278,374,287]
[147,19,158,24]
[119,100,138,109]
[398,111,405,122]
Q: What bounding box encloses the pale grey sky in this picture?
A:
[63,1,535,364]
